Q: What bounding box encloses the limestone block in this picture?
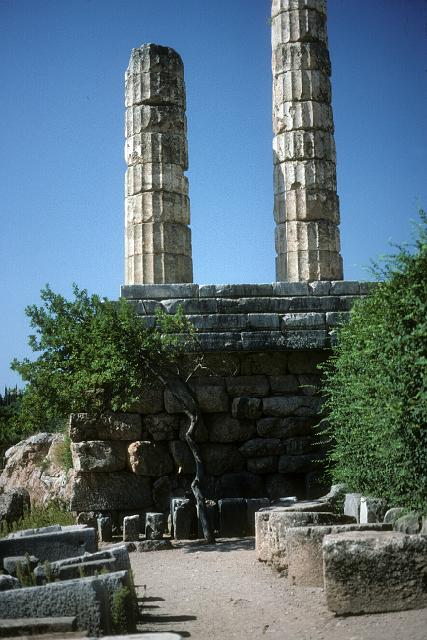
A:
[71,441,128,473]
[70,472,152,511]
[206,414,256,443]
[69,413,141,442]
[257,416,312,439]
[360,496,388,523]
[0,575,20,591]
[269,375,299,393]
[325,311,351,326]
[281,312,325,329]
[169,440,195,474]
[262,395,307,417]
[199,443,245,475]
[274,159,336,195]
[383,507,406,524]
[126,222,192,256]
[278,453,314,473]
[145,512,165,540]
[125,71,185,109]
[3,555,38,577]
[97,516,113,543]
[121,282,198,299]
[239,438,285,457]
[256,509,347,569]
[231,397,262,419]
[275,220,340,253]
[123,515,140,542]
[191,383,229,413]
[128,441,174,476]
[323,531,427,615]
[126,164,189,198]
[130,384,164,414]
[144,413,179,441]
[273,70,331,104]
[172,498,197,540]
[127,43,184,77]
[275,188,340,223]
[271,0,327,18]
[274,100,333,135]
[125,132,188,168]
[225,375,270,397]
[126,252,193,285]
[247,498,270,535]
[247,456,278,474]
[125,104,186,136]
[394,512,422,534]
[286,523,392,587]
[272,42,330,75]
[0,528,97,566]
[274,130,336,163]
[271,9,327,46]
[276,249,343,281]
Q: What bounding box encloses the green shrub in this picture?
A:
[320,212,427,514]
[0,500,75,538]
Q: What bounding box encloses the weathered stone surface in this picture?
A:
[272,42,330,76]
[287,523,393,587]
[262,395,307,416]
[219,498,247,537]
[239,438,285,458]
[0,575,20,591]
[394,512,422,534]
[226,375,270,397]
[123,515,140,542]
[125,105,186,137]
[231,397,262,419]
[278,453,314,473]
[359,496,388,524]
[275,189,339,224]
[0,616,77,636]
[246,498,270,535]
[3,555,38,577]
[271,9,327,45]
[125,191,190,225]
[199,444,245,476]
[172,498,197,540]
[257,416,313,438]
[169,440,195,474]
[69,413,141,442]
[271,0,327,17]
[344,493,362,523]
[125,132,188,169]
[126,222,191,256]
[144,413,179,440]
[0,489,30,527]
[128,441,174,476]
[274,130,336,164]
[179,417,208,442]
[247,456,278,474]
[277,250,343,282]
[145,512,165,540]
[71,441,127,473]
[323,531,427,615]
[191,383,229,413]
[265,474,305,501]
[259,510,352,570]
[70,472,152,511]
[130,384,164,414]
[383,507,406,524]
[215,472,266,500]
[206,414,256,443]
[0,528,97,567]
[125,68,185,109]
[136,539,173,552]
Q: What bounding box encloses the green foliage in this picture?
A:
[320,212,427,514]
[0,386,26,445]
[0,500,75,538]
[11,284,196,429]
[15,554,36,587]
[111,585,132,634]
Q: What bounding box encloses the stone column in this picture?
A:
[125,43,193,284]
[272,0,343,281]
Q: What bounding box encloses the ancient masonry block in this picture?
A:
[272,0,343,281]
[125,43,193,284]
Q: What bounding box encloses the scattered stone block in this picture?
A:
[344,493,361,522]
[171,498,197,540]
[219,498,247,537]
[286,523,392,587]
[323,531,427,615]
[0,616,77,637]
[383,507,406,524]
[246,498,270,535]
[0,528,97,568]
[98,516,113,543]
[123,515,140,542]
[394,512,422,534]
[0,575,112,636]
[145,512,165,540]
[33,545,131,583]
[7,524,61,539]
[57,558,118,580]
[0,575,20,591]
[3,555,38,577]
[136,539,173,552]
[360,496,388,523]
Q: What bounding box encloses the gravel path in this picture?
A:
[130,538,427,640]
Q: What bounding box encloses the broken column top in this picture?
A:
[126,43,184,76]
[272,0,327,17]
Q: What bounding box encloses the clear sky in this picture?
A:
[1,0,426,388]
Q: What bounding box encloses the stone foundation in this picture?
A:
[70,281,372,524]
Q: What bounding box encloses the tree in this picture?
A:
[320,212,427,514]
[12,284,215,542]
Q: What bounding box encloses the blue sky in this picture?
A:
[1,0,426,388]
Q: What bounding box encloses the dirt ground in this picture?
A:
[130,538,427,640]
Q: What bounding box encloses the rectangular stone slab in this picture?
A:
[323,531,427,615]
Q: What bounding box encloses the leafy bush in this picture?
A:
[11,284,195,430]
[321,212,427,514]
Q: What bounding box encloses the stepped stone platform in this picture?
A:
[122,281,374,352]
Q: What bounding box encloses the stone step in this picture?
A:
[0,616,76,638]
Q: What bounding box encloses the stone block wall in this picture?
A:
[69,281,373,524]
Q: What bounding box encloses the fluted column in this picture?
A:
[272,0,343,281]
[125,43,193,284]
